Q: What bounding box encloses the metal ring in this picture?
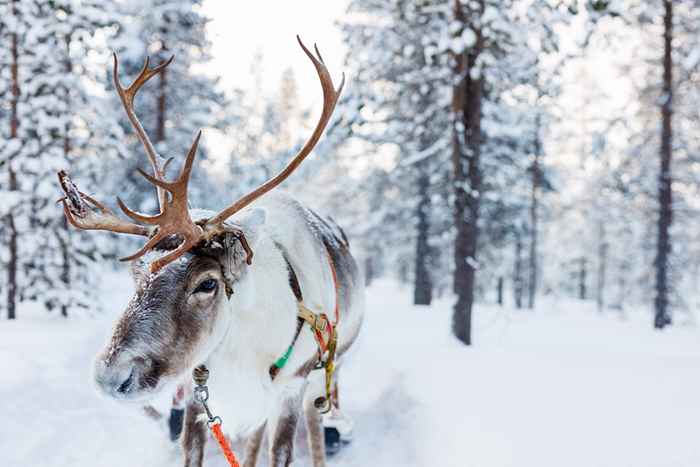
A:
[194,386,209,403]
[208,416,222,428]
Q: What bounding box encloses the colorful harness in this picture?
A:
[192,248,341,467]
[269,249,340,413]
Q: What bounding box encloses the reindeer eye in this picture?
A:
[194,278,218,294]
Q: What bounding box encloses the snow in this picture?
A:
[2,274,700,467]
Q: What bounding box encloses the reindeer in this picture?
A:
[57,38,364,467]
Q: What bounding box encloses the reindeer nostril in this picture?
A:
[117,368,135,394]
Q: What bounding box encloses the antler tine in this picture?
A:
[119,230,169,262]
[147,236,200,273]
[112,52,174,210]
[162,157,175,176]
[179,131,202,186]
[205,37,344,228]
[57,171,151,237]
[134,130,201,198]
[117,197,165,225]
[117,131,204,271]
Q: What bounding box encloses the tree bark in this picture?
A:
[596,222,607,313]
[412,25,434,308]
[364,256,374,287]
[514,233,524,309]
[58,218,70,318]
[579,257,587,300]
[654,0,673,329]
[157,67,167,143]
[6,0,20,320]
[413,172,432,305]
[156,40,168,144]
[60,33,72,318]
[451,0,483,346]
[497,276,504,306]
[528,111,541,309]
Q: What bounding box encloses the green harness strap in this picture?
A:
[274,345,294,370]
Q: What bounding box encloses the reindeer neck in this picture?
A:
[206,234,300,376]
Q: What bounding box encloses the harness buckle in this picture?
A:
[313,313,328,332]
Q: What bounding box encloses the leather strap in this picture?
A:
[269,248,338,380]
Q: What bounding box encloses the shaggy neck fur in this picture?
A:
[198,232,307,435]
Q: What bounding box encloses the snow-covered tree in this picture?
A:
[0,0,124,317]
[109,0,226,215]
[341,0,452,305]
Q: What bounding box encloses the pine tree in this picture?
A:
[111,0,226,214]
[0,0,125,317]
[654,0,673,329]
[341,0,451,306]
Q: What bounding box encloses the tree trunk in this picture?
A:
[579,257,587,300]
[497,276,504,306]
[60,33,72,318]
[413,172,432,305]
[58,218,70,318]
[654,0,673,329]
[6,0,20,320]
[514,233,524,309]
[364,257,374,287]
[596,222,607,313]
[413,37,434,308]
[156,39,168,144]
[528,111,541,309]
[451,0,483,346]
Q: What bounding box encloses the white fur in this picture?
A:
[195,192,364,437]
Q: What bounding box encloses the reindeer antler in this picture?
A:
[116,132,204,272]
[58,38,343,273]
[205,36,345,227]
[57,171,151,237]
[113,53,174,210]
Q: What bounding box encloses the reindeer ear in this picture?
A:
[234,207,266,248]
[219,208,266,298]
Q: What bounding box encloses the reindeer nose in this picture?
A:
[94,354,146,398]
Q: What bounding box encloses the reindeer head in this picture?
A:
[57,37,343,402]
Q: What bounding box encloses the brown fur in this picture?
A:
[304,396,327,467]
[243,423,266,467]
[142,405,163,420]
[269,397,302,467]
[97,255,230,395]
[182,400,206,467]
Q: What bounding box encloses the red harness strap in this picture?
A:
[311,250,340,353]
[326,248,340,325]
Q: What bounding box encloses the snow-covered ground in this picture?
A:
[2,272,699,467]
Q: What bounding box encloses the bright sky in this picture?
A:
[201,1,348,99]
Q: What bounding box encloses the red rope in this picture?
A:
[326,250,340,324]
[210,422,240,467]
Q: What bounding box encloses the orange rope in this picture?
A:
[210,422,240,467]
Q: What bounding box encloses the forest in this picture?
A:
[1,1,699,466]
[2,0,698,340]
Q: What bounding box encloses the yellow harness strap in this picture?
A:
[296,302,338,413]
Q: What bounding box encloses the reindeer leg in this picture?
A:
[304,395,327,467]
[267,381,305,467]
[182,399,206,467]
[243,422,266,467]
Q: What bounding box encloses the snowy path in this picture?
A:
[2,273,700,467]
